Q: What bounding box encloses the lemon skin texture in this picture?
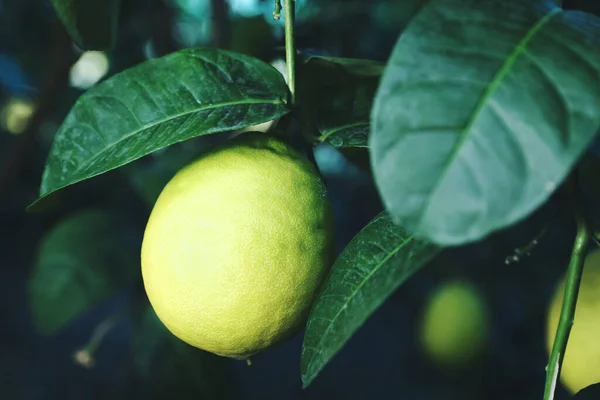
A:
[420,281,490,367]
[547,250,600,394]
[141,132,335,360]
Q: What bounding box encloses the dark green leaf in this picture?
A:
[27,209,140,334]
[297,56,383,149]
[50,0,120,50]
[371,0,600,246]
[134,306,231,400]
[301,212,439,387]
[31,48,290,208]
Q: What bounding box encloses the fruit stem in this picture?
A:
[283,0,296,105]
[73,313,121,369]
[543,174,590,400]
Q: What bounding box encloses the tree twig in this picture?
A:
[504,208,560,265]
[73,313,123,369]
[592,232,600,248]
[284,0,296,105]
[543,173,591,400]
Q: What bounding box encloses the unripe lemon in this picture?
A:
[420,281,490,366]
[141,132,335,360]
[547,249,600,394]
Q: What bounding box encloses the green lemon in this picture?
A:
[547,249,600,394]
[420,280,490,366]
[141,132,335,360]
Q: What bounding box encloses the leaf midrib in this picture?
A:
[417,5,563,231]
[302,233,414,382]
[44,97,286,194]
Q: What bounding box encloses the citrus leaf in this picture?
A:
[50,0,120,50]
[370,0,600,246]
[27,209,140,334]
[297,56,383,149]
[31,48,290,208]
[300,212,439,387]
[134,306,230,400]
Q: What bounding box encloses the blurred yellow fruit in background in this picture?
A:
[420,280,490,367]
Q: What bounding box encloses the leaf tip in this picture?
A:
[300,358,321,389]
[26,192,55,213]
[300,374,314,389]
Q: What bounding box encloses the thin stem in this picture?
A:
[593,232,600,248]
[543,177,590,400]
[86,314,121,353]
[273,0,282,20]
[73,313,122,369]
[505,209,559,265]
[284,0,296,104]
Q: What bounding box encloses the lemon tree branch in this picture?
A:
[543,174,590,400]
[284,0,296,104]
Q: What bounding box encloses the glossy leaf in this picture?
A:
[134,306,230,399]
[297,56,384,149]
[301,212,439,387]
[371,0,600,246]
[50,0,120,50]
[27,209,140,334]
[32,48,290,208]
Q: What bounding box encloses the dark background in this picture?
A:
[2,0,600,399]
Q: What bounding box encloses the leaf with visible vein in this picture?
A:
[371,0,600,246]
[301,212,439,387]
[31,48,290,208]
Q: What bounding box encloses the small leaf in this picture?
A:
[27,209,140,334]
[32,48,290,208]
[301,212,439,387]
[371,0,600,246]
[50,0,120,50]
[134,306,230,400]
[297,56,384,149]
